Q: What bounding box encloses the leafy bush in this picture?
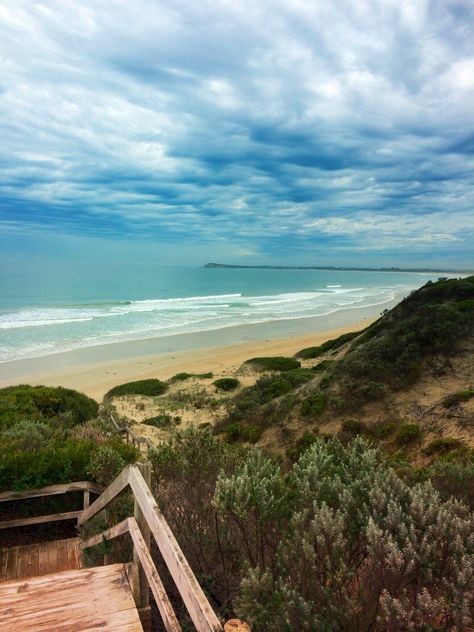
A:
[1,420,56,451]
[213,377,240,391]
[424,437,463,456]
[369,420,397,439]
[396,423,422,445]
[311,359,336,372]
[296,331,361,359]
[443,389,474,408]
[105,379,168,398]
[300,393,327,418]
[225,423,262,443]
[286,431,319,462]
[214,438,474,631]
[169,372,213,382]
[87,445,126,486]
[0,385,98,430]
[283,368,315,386]
[142,413,181,428]
[245,356,301,372]
[426,458,474,508]
[341,419,366,435]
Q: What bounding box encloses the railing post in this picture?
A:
[134,461,152,632]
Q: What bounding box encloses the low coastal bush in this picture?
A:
[244,356,301,372]
[423,436,463,456]
[0,384,98,430]
[396,423,422,445]
[443,388,474,408]
[169,372,213,382]
[341,419,366,435]
[142,413,181,428]
[105,379,168,398]
[295,330,360,359]
[311,359,336,372]
[300,393,327,418]
[213,377,240,391]
[286,431,319,462]
[369,420,397,439]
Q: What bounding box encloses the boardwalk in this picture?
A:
[0,537,82,581]
[0,562,143,631]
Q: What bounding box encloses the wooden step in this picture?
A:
[0,537,82,582]
[0,562,143,631]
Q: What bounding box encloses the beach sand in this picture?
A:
[0,317,374,401]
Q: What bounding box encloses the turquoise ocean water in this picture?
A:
[0,262,443,363]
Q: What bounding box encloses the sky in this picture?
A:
[0,0,473,268]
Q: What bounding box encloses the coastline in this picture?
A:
[0,310,378,401]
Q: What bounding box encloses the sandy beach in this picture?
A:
[0,316,374,401]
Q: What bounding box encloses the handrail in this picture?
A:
[81,516,182,632]
[79,463,224,632]
[0,480,102,530]
[110,414,154,452]
[0,481,102,503]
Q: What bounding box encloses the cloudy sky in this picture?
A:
[1,0,473,267]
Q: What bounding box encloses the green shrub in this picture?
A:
[283,369,315,386]
[443,389,474,408]
[296,331,360,359]
[105,379,168,398]
[225,423,262,443]
[0,384,98,429]
[245,356,301,372]
[300,393,327,418]
[87,445,126,486]
[311,359,336,372]
[169,372,213,382]
[341,419,366,435]
[142,413,180,428]
[286,432,319,462]
[396,423,422,445]
[1,420,56,451]
[424,437,463,456]
[369,420,397,439]
[213,377,240,391]
[425,458,474,508]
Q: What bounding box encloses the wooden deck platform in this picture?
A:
[0,562,144,631]
[0,537,82,582]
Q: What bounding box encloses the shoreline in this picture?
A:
[0,313,377,401]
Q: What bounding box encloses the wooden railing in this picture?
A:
[0,481,102,530]
[79,463,248,632]
[110,414,154,453]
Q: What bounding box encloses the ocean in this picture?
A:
[0,262,445,364]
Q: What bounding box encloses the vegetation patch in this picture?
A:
[213,377,240,391]
[369,420,397,440]
[142,413,181,428]
[224,423,262,443]
[169,372,213,382]
[424,437,463,456]
[341,419,366,435]
[244,356,301,372]
[396,423,422,446]
[105,379,168,398]
[286,431,319,462]
[443,389,474,408]
[311,359,336,372]
[300,393,327,418]
[296,331,360,359]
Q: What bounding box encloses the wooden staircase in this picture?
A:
[0,465,250,632]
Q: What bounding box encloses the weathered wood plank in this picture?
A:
[0,548,7,581]
[78,464,131,525]
[26,544,39,578]
[128,517,182,632]
[66,537,81,570]
[0,481,102,502]
[0,509,82,530]
[5,546,18,581]
[128,465,223,632]
[16,545,30,579]
[0,563,143,632]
